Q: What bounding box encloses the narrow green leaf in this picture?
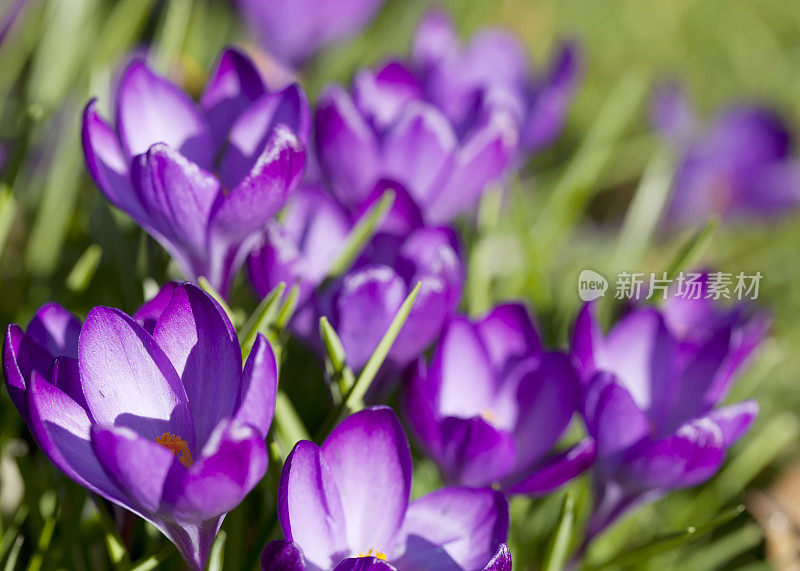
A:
[0,506,28,564]
[275,284,301,331]
[198,276,237,328]
[0,184,17,261]
[543,492,575,571]
[206,530,226,571]
[94,499,131,570]
[345,282,420,410]
[594,505,745,568]
[238,282,287,357]
[681,523,762,571]
[129,544,175,571]
[317,283,421,439]
[154,0,192,74]
[319,317,356,404]
[273,390,310,450]
[325,188,395,281]
[2,535,23,571]
[93,0,158,65]
[665,216,719,281]
[66,244,103,292]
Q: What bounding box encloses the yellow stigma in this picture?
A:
[480,409,497,423]
[155,433,193,467]
[357,548,387,560]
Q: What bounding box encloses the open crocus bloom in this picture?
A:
[652,84,800,224]
[571,300,763,538]
[315,63,518,224]
[249,181,463,374]
[406,304,595,492]
[236,0,385,67]
[82,47,307,296]
[412,10,582,153]
[261,406,510,571]
[3,283,277,569]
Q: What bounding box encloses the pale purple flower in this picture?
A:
[652,84,800,224]
[571,298,764,538]
[412,10,582,152]
[249,180,464,373]
[261,406,510,571]
[406,304,595,492]
[236,0,385,67]
[3,283,277,569]
[82,48,308,296]
[315,65,519,224]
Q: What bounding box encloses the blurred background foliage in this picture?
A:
[1,0,800,569]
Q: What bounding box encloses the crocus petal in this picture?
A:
[235,333,278,438]
[522,41,582,151]
[353,61,424,132]
[116,60,213,169]
[382,103,456,203]
[211,125,304,245]
[79,307,194,448]
[315,85,380,207]
[50,357,87,412]
[403,359,442,453]
[395,487,508,571]
[91,425,177,513]
[354,180,423,237]
[153,283,241,444]
[482,543,512,571]
[261,540,307,571]
[476,303,542,376]
[570,301,601,381]
[650,82,696,144]
[278,440,347,570]
[426,109,518,223]
[26,373,128,505]
[220,85,309,189]
[161,420,268,522]
[200,47,267,153]
[619,417,725,491]
[412,10,458,68]
[505,438,596,495]
[131,143,221,279]
[3,324,52,415]
[81,99,146,220]
[435,317,495,420]
[706,400,758,446]
[599,308,678,420]
[334,266,407,370]
[511,353,580,470]
[134,282,179,334]
[29,301,82,357]
[209,125,305,295]
[437,417,516,487]
[321,406,412,557]
[161,518,222,571]
[334,558,398,571]
[583,372,650,459]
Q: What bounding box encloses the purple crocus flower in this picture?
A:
[3,283,277,569]
[571,299,764,538]
[249,180,463,373]
[236,0,385,68]
[652,84,800,224]
[82,47,308,296]
[405,304,595,492]
[412,10,582,152]
[316,64,519,224]
[261,406,511,570]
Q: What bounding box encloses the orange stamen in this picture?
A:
[155,432,193,467]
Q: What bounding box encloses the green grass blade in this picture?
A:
[206,530,226,571]
[129,544,175,571]
[666,216,719,281]
[543,492,575,571]
[238,282,286,357]
[198,276,237,328]
[66,244,103,292]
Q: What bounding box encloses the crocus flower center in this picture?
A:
[155,433,193,467]
[480,409,498,424]
[358,548,387,560]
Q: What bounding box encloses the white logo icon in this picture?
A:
[578,270,608,301]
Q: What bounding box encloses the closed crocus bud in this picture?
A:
[82,48,308,297]
[405,304,595,493]
[652,83,800,225]
[571,299,763,539]
[3,283,278,569]
[236,0,386,68]
[262,406,511,571]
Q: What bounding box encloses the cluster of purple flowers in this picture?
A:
[2,6,776,571]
